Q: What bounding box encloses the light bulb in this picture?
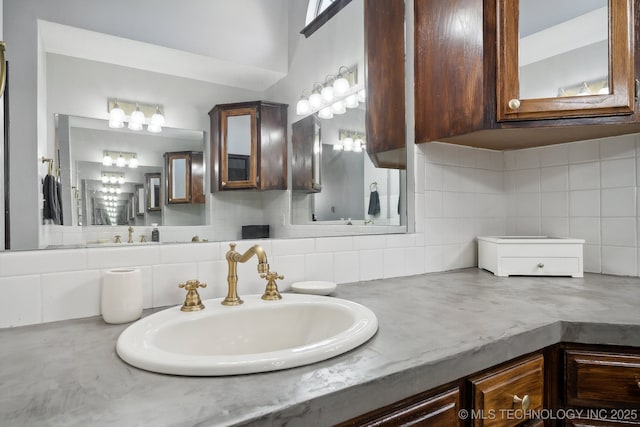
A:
[109,101,125,128]
[309,92,323,109]
[109,176,117,184]
[333,76,350,96]
[128,105,145,131]
[318,107,333,119]
[150,105,165,126]
[128,156,138,168]
[331,101,346,115]
[118,176,125,185]
[102,176,109,184]
[345,94,359,108]
[116,154,126,168]
[321,85,334,103]
[147,124,161,133]
[296,97,311,115]
[102,153,113,166]
[333,144,344,151]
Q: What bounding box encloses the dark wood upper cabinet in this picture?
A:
[415,0,640,150]
[497,0,635,122]
[364,0,406,169]
[164,151,204,204]
[209,101,287,192]
[292,114,322,193]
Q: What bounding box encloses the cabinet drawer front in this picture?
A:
[501,257,579,276]
[336,387,461,427]
[566,350,640,408]
[470,354,544,427]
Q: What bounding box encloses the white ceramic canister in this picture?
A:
[101,268,143,324]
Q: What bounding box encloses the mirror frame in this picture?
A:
[496,0,635,121]
[221,107,258,190]
[165,152,191,204]
[145,173,161,212]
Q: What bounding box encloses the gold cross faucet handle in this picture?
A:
[178,280,207,312]
[260,271,284,301]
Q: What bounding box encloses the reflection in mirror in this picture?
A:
[292,109,401,226]
[170,157,188,201]
[226,114,252,182]
[518,0,609,100]
[57,115,204,228]
[146,174,161,213]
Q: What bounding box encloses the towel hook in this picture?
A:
[370,181,378,192]
[41,157,54,175]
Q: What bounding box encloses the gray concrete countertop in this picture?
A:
[1,269,639,426]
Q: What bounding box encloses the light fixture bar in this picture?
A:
[108,99,163,118]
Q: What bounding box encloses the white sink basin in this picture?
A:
[116,294,378,376]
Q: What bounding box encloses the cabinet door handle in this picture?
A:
[513,394,531,411]
[537,263,544,268]
[508,99,521,110]
[221,181,226,186]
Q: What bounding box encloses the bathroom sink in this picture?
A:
[116,294,378,376]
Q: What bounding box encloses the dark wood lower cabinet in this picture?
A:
[336,344,640,427]
[335,386,462,427]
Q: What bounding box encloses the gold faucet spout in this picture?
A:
[223,243,270,306]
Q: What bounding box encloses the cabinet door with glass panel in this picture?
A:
[164,151,205,204]
[209,101,287,192]
[497,0,635,121]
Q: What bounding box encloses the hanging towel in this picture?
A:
[368,190,381,216]
[43,174,63,225]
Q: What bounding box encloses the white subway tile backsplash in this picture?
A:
[271,238,315,256]
[569,139,600,163]
[516,217,541,235]
[424,219,444,246]
[602,218,636,247]
[570,217,601,244]
[569,190,600,217]
[353,235,387,250]
[404,246,426,276]
[386,233,416,248]
[541,217,569,237]
[160,242,221,264]
[42,270,101,323]
[541,192,568,217]
[602,245,637,276]
[569,162,600,190]
[601,188,636,217]
[540,144,569,167]
[425,163,444,190]
[0,275,41,327]
[422,142,445,164]
[0,249,87,277]
[304,252,334,282]
[516,192,540,217]
[315,236,353,253]
[600,135,636,160]
[383,248,406,278]
[333,251,360,284]
[475,149,503,171]
[515,168,540,193]
[540,166,569,192]
[583,244,602,273]
[271,255,305,291]
[424,245,444,273]
[600,158,636,188]
[514,149,541,170]
[194,260,228,300]
[359,249,384,281]
[87,246,160,270]
[425,191,443,218]
[443,166,462,192]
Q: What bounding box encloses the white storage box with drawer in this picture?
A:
[477,236,585,278]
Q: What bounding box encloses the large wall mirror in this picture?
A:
[3,0,406,250]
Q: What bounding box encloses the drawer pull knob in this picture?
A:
[537,263,544,268]
[513,394,531,411]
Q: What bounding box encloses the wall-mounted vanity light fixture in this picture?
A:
[296,65,365,117]
[334,130,366,153]
[101,172,126,185]
[102,151,138,168]
[108,99,165,132]
[101,185,122,194]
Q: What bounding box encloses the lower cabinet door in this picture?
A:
[469,354,545,427]
[336,387,462,427]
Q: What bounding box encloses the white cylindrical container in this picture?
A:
[101,268,143,324]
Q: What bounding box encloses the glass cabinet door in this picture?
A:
[145,173,161,211]
[496,0,635,121]
[166,152,191,204]
[221,107,257,189]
